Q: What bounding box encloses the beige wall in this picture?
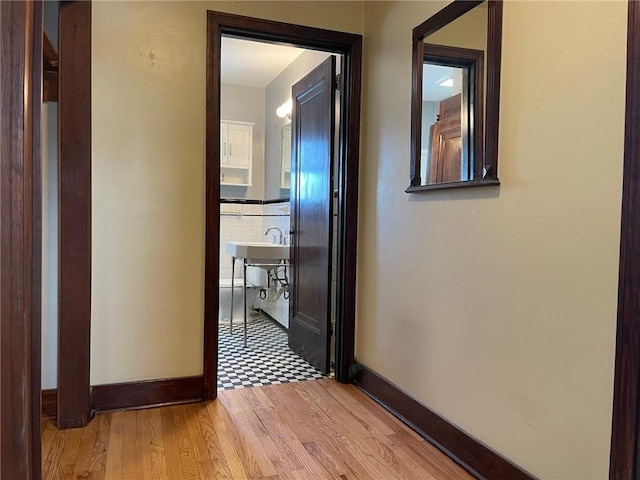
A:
[42,103,58,390]
[42,0,59,390]
[358,1,626,479]
[90,0,626,477]
[90,1,363,384]
[428,3,487,49]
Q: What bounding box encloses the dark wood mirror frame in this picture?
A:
[407,0,503,193]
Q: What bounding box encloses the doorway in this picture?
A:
[217,37,339,390]
[203,12,362,399]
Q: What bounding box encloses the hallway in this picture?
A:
[41,379,472,479]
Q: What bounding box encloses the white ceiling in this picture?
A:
[422,64,454,102]
[221,37,305,88]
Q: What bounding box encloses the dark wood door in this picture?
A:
[428,93,462,183]
[438,119,463,183]
[289,56,336,374]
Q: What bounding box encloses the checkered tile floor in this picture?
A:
[217,311,326,390]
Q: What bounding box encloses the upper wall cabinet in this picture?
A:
[407,0,503,193]
[220,120,253,186]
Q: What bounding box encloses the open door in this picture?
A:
[289,56,336,374]
[428,93,462,184]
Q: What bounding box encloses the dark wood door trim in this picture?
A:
[31,1,44,476]
[205,12,362,399]
[44,376,203,419]
[610,1,640,478]
[57,0,92,429]
[42,389,57,420]
[0,0,42,477]
[91,376,204,413]
[43,30,58,102]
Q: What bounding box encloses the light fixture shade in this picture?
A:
[437,76,454,87]
[276,98,293,119]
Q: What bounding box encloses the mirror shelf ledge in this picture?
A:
[405,177,500,193]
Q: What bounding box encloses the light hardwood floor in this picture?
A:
[42,379,473,479]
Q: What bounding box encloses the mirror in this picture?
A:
[407,0,503,192]
[280,125,291,189]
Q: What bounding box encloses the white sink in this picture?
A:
[226,241,289,262]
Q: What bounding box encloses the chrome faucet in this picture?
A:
[264,226,284,245]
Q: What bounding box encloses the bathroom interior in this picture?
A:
[217,36,340,390]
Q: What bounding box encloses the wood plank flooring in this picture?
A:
[42,379,473,479]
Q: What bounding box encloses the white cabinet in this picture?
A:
[280,125,291,189]
[220,120,253,186]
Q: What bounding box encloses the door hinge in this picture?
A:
[335,73,341,91]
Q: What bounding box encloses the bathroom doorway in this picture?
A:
[216,37,338,390]
[203,12,362,399]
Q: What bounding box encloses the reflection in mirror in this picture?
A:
[408,0,502,192]
[421,50,481,184]
[280,125,291,189]
[421,64,463,183]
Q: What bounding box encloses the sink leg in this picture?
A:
[243,259,248,348]
[230,256,235,334]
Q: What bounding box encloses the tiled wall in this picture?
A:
[220,200,291,327]
[219,203,267,280]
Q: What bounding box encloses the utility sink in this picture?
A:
[226,241,289,263]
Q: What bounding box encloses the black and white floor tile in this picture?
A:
[217,311,326,391]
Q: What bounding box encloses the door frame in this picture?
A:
[609,1,640,478]
[204,12,362,399]
[56,0,92,430]
[0,0,43,477]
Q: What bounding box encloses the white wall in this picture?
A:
[264,50,332,199]
[90,1,363,385]
[358,1,626,479]
[219,203,270,281]
[41,103,58,390]
[41,0,59,390]
[220,83,266,200]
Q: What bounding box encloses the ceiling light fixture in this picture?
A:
[437,76,453,87]
[276,99,293,120]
